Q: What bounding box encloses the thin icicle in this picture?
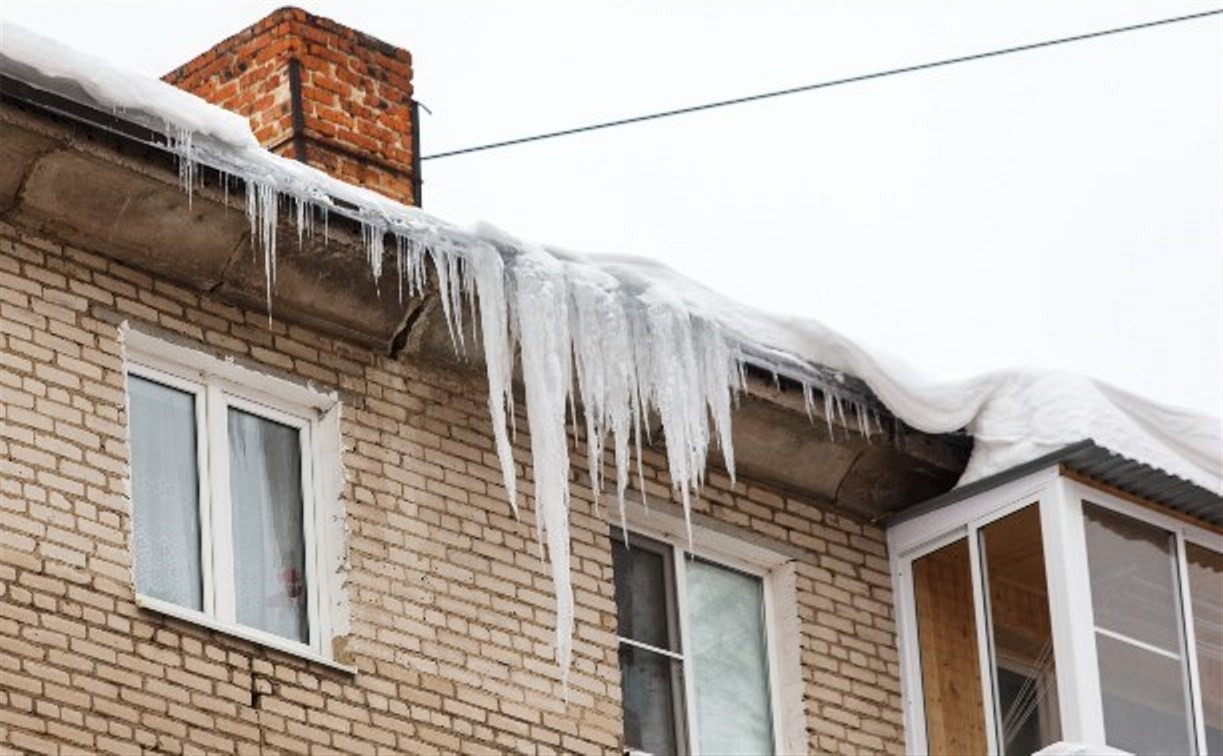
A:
[244,182,278,320]
[467,241,518,518]
[295,196,307,249]
[169,124,196,208]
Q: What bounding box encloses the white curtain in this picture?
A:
[688,558,774,755]
[128,376,202,610]
[228,408,307,643]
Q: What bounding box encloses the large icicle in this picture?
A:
[507,244,576,681]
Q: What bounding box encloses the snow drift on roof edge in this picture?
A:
[4,20,1220,685]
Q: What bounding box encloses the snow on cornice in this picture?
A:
[3,20,1220,685]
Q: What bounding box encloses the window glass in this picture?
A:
[913,537,988,754]
[128,375,203,610]
[1083,503,1195,755]
[1186,542,1223,754]
[1095,631,1196,755]
[612,537,685,754]
[979,505,1061,754]
[688,558,773,755]
[1085,503,1184,651]
[612,533,781,755]
[229,408,308,643]
[614,537,674,651]
[618,643,681,755]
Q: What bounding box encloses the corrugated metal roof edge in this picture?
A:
[889,439,1222,527]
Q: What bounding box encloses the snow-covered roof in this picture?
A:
[3,19,1219,681]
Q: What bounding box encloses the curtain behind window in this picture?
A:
[128,376,203,610]
[688,558,774,754]
[228,408,308,643]
[1084,503,1196,755]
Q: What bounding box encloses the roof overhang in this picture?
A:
[0,74,423,349]
[0,71,972,520]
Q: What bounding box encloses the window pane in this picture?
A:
[913,538,988,754]
[1187,543,1223,754]
[1084,503,1183,652]
[612,537,675,651]
[688,558,773,755]
[229,408,307,643]
[128,375,202,610]
[619,644,683,756]
[980,505,1061,754]
[612,535,685,753]
[1096,631,1195,755]
[1083,503,1195,754]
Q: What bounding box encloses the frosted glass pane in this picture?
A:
[1187,543,1223,754]
[1084,503,1195,754]
[1097,631,1195,755]
[128,375,202,610]
[1084,503,1183,652]
[688,558,773,755]
[612,538,673,650]
[229,408,307,643]
[979,505,1061,754]
[619,644,682,756]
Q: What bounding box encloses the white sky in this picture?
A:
[5,1,1221,418]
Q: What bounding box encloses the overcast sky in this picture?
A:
[4,1,1221,418]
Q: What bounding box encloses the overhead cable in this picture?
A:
[421,8,1222,161]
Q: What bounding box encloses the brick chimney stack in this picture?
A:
[164,7,419,206]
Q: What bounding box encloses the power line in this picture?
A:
[421,7,1222,161]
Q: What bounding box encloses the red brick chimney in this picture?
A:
[164,7,419,206]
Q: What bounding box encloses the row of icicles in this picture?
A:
[168,127,884,688]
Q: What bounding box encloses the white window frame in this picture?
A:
[889,466,1223,755]
[1067,480,1223,755]
[610,505,804,756]
[124,329,349,671]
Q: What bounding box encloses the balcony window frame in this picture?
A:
[890,466,1222,755]
[124,329,348,670]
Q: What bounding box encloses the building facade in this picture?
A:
[1,218,922,753]
[1,8,1218,756]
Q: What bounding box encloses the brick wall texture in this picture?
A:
[0,221,905,753]
[163,8,417,206]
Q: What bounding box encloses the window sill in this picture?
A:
[135,594,356,675]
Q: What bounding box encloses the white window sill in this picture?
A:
[135,594,356,675]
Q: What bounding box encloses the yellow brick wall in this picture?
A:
[0,223,904,754]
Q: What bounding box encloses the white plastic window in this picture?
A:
[891,470,1223,756]
[1083,502,1201,754]
[612,530,780,755]
[125,333,339,661]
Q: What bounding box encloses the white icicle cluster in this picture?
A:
[210,158,758,681]
[164,127,873,685]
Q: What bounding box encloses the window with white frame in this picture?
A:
[611,529,782,756]
[1082,501,1221,755]
[124,332,341,660]
[908,503,1062,755]
[891,471,1223,756]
